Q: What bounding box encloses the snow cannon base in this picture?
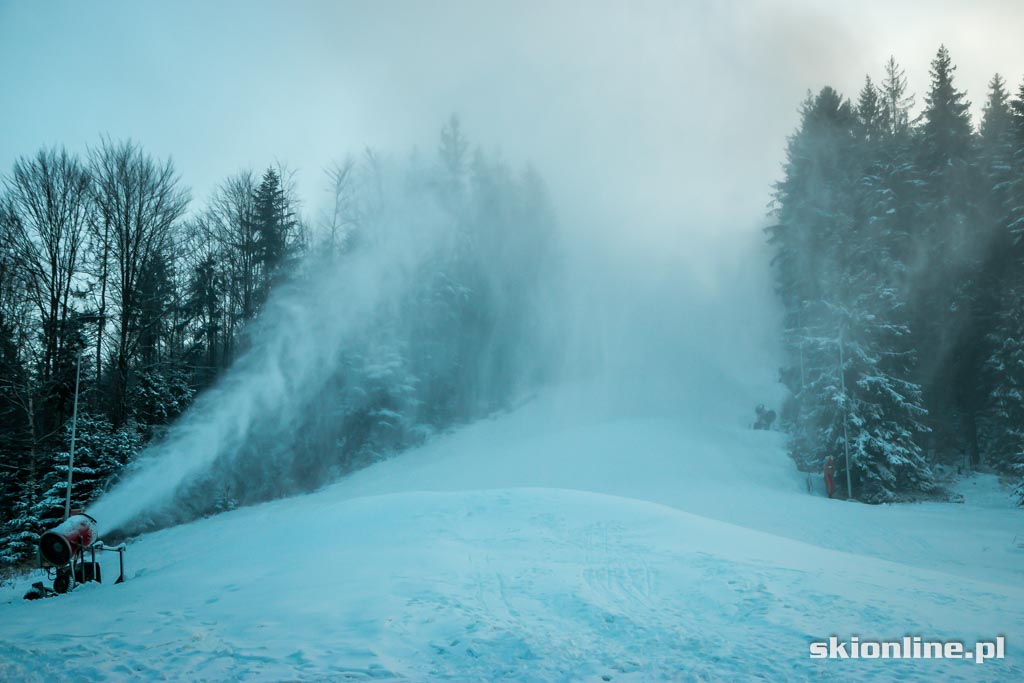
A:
[24,512,127,600]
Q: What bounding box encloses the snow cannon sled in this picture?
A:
[24,511,126,600]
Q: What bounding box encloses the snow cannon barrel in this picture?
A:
[40,513,97,566]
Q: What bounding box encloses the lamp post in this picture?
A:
[839,327,853,501]
[64,349,82,521]
[64,312,103,521]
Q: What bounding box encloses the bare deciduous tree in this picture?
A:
[2,148,92,386]
[89,138,189,425]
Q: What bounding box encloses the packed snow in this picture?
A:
[1,387,1021,681]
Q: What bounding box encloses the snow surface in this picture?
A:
[1,388,1022,681]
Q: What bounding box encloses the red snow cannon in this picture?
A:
[25,511,126,600]
[40,513,97,566]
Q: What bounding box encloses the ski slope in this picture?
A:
[1,388,1022,681]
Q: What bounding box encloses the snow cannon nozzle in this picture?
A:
[39,513,97,566]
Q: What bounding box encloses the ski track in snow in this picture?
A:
[1,397,1022,682]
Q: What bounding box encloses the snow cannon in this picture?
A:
[24,511,126,600]
[40,513,97,566]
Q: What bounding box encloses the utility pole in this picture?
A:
[839,328,853,500]
[64,350,82,520]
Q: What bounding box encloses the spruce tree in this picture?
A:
[769,87,859,477]
[252,168,298,303]
[912,45,983,467]
[846,89,934,500]
[0,477,41,566]
[31,415,142,530]
[856,76,884,141]
[770,78,935,502]
[982,78,1024,502]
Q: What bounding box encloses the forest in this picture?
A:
[4,42,1024,574]
[0,117,558,566]
[770,46,1024,504]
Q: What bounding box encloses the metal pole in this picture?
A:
[64,350,82,520]
[798,310,806,391]
[839,329,853,500]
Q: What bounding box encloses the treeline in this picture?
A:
[0,117,558,562]
[769,46,1024,504]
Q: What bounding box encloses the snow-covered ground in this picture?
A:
[1,388,1021,681]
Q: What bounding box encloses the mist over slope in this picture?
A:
[89,146,568,534]
[87,132,782,539]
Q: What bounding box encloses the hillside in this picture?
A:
[1,388,1021,681]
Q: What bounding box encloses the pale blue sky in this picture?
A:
[2,0,1022,238]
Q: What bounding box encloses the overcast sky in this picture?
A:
[3,0,1021,422]
[2,0,1022,243]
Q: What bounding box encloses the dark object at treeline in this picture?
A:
[753,404,776,430]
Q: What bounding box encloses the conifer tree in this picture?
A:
[252,168,298,303]
[982,78,1024,501]
[880,56,915,138]
[912,45,983,466]
[769,87,858,475]
[771,77,935,502]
